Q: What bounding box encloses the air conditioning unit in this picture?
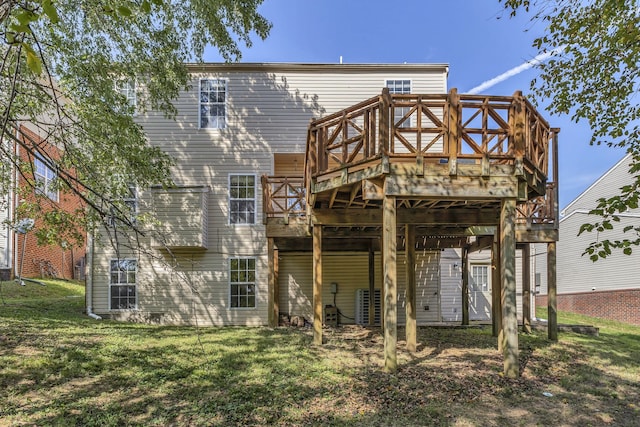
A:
[355,289,381,325]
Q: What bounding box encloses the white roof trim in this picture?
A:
[561,153,632,216]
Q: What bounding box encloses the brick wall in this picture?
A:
[14,125,86,280]
[536,289,640,326]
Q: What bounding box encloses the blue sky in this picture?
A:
[204,0,627,208]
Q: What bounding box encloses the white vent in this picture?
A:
[355,289,381,325]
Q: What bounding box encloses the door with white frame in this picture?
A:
[469,264,492,321]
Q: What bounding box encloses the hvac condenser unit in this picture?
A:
[355,289,381,325]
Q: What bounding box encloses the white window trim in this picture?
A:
[385,78,412,128]
[470,263,491,292]
[199,78,227,130]
[108,258,138,311]
[228,173,257,226]
[114,79,137,116]
[228,257,257,310]
[34,156,58,202]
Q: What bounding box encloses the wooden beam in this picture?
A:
[405,224,417,352]
[521,243,532,334]
[368,241,376,326]
[447,88,460,176]
[383,196,397,372]
[362,178,385,200]
[491,233,501,338]
[515,225,559,243]
[500,198,519,378]
[461,246,469,326]
[313,225,323,345]
[267,238,279,327]
[385,174,520,199]
[547,241,558,341]
[312,208,499,226]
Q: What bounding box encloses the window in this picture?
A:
[110,259,137,310]
[34,157,58,201]
[229,258,256,308]
[115,80,136,113]
[386,79,411,128]
[229,174,255,224]
[471,265,490,292]
[109,185,138,226]
[200,79,227,129]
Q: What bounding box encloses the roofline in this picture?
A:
[561,152,633,216]
[185,62,450,74]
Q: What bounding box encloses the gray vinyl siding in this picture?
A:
[91,64,448,325]
[552,153,640,296]
[556,212,640,294]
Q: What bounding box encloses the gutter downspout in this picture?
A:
[85,233,102,320]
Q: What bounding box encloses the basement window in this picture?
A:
[229,258,256,308]
[109,259,137,310]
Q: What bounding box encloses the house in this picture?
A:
[86,63,559,376]
[536,153,640,325]
[0,122,86,282]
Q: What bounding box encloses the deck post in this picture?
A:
[491,233,502,338]
[461,245,469,326]
[547,241,558,341]
[379,88,391,155]
[521,243,532,333]
[368,241,376,326]
[383,195,397,372]
[267,238,279,327]
[447,88,460,176]
[501,198,519,378]
[405,224,416,352]
[313,225,323,345]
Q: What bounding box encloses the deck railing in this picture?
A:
[261,176,306,222]
[305,88,554,183]
[515,182,557,225]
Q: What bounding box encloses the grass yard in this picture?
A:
[1,280,639,426]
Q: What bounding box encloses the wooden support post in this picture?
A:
[491,234,502,338]
[383,196,397,372]
[547,241,558,341]
[379,88,391,155]
[267,238,280,327]
[368,241,375,326]
[313,225,323,345]
[461,245,469,326]
[405,224,416,352]
[501,199,519,378]
[521,243,532,334]
[511,91,526,178]
[447,88,460,176]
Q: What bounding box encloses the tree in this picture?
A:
[500,0,640,259]
[1,0,271,247]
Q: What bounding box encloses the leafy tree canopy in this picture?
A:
[501,0,640,259]
[1,0,270,247]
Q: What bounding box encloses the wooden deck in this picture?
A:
[262,88,560,378]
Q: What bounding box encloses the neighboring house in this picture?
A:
[536,153,640,325]
[86,63,555,332]
[0,123,86,281]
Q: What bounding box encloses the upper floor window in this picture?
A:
[200,79,227,129]
[229,174,255,225]
[109,185,138,227]
[386,79,411,128]
[115,79,137,113]
[34,157,58,202]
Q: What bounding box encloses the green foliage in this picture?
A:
[0,0,271,246]
[501,0,640,259]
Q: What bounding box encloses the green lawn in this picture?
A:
[1,280,638,426]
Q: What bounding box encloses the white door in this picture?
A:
[470,264,492,321]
